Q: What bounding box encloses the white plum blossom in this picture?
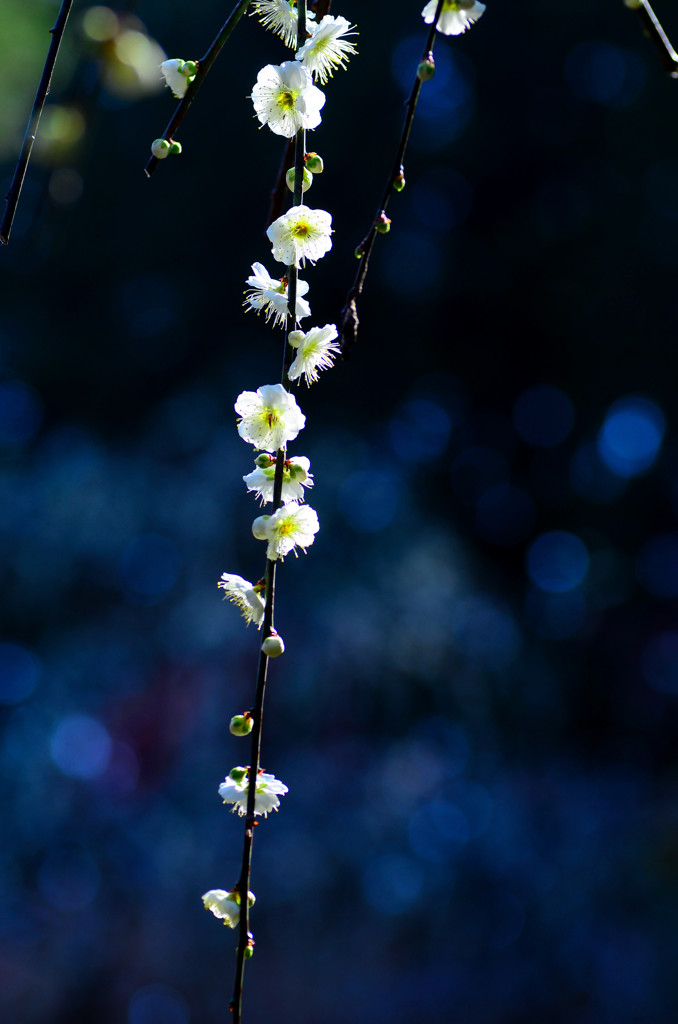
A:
[217,573,265,628]
[262,503,319,560]
[202,889,255,927]
[243,455,314,504]
[250,0,316,49]
[296,16,358,85]
[421,0,486,35]
[160,58,195,98]
[219,767,289,817]
[252,61,325,138]
[244,262,311,328]
[235,383,305,451]
[267,205,333,267]
[288,323,340,385]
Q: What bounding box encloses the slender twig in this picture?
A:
[230,6,307,1021]
[337,0,446,356]
[265,0,333,230]
[144,0,251,179]
[626,0,678,75]
[0,0,76,246]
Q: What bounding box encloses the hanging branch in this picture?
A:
[625,0,678,75]
[230,6,308,1020]
[0,0,76,246]
[144,0,252,178]
[336,0,447,356]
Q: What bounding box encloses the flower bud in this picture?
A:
[417,54,436,81]
[255,453,275,469]
[229,766,248,784]
[261,632,285,658]
[252,515,270,540]
[230,713,253,737]
[305,152,324,174]
[376,212,391,234]
[181,60,198,77]
[151,138,170,159]
[244,941,255,959]
[393,166,406,192]
[169,141,182,155]
[354,245,364,259]
[286,167,313,193]
[288,461,308,483]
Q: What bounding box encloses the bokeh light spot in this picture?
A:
[636,534,678,597]
[120,533,180,601]
[513,385,575,447]
[0,380,43,444]
[570,442,627,503]
[527,531,589,593]
[565,42,645,108]
[129,984,190,1024]
[38,845,100,911]
[641,632,678,693]
[450,446,509,506]
[597,396,665,478]
[0,643,40,705]
[362,854,424,915]
[338,471,400,532]
[50,713,112,779]
[389,398,451,462]
[525,587,587,638]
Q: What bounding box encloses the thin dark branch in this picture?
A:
[627,0,678,75]
[0,0,76,246]
[337,0,446,356]
[230,7,308,1022]
[144,0,251,179]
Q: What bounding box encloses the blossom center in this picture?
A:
[278,89,296,109]
[292,222,311,238]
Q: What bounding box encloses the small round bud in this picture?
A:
[244,943,255,960]
[255,453,275,469]
[417,54,436,81]
[376,213,391,234]
[229,766,248,784]
[181,60,198,77]
[286,167,313,193]
[305,152,324,174]
[393,167,406,192]
[623,0,642,7]
[169,141,182,155]
[288,461,308,483]
[230,714,253,737]
[354,245,364,259]
[151,138,170,159]
[252,515,270,540]
[261,632,285,658]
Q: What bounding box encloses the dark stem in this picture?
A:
[265,0,332,230]
[230,6,307,1021]
[144,0,252,179]
[628,0,678,75]
[0,0,76,246]
[337,0,446,356]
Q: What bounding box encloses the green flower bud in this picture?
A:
[151,138,170,159]
[393,167,406,192]
[229,766,248,784]
[354,245,364,259]
[261,632,285,658]
[417,54,436,81]
[230,713,253,737]
[252,515,270,540]
[181,60,198,77]
[305,152,324,174]
[376,213,391,234]
[244,942,255,960]
[169,141,182,155]
[255,453,275,469]
[286,166,313,194]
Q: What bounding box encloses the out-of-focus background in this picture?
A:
[3,1,678,1021]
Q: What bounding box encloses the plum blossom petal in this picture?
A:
[296,16,358,84]
[219,767,289,816]
[287,324,340,385]
[235,384,305,451]
[217,573,265,628]
[267,205,333,268]
[421,0,486,36]
[252,61,325,138]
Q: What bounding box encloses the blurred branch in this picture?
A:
[626,0,678,76]
[144,0,252,179]
[337,0,446,356]
[0,0,76,246]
